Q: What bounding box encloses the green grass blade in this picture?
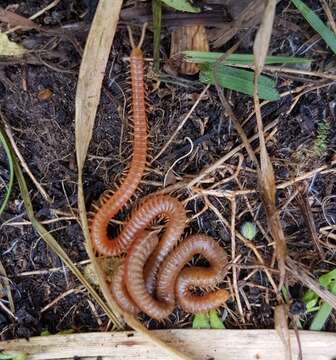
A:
[0,130,14,215]
[161,0,200,13]
[200,63,280,101]
[310,281,336,331]
[152,0,162,72]
[292,0,336,54]
[183,51,312,65]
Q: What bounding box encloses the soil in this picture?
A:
[0,0,336,340]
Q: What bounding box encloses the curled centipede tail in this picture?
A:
[158,234,230,314]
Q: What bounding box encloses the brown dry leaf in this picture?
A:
[253,0,276,74]
[0,7,39,30]
[253,0,287,288]
[75,0,124,328]
[38,88,53,101]
[275,304,292,360]
[75,1,193,358]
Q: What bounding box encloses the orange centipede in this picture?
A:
[89,24,148,257]
[89,24,230,321]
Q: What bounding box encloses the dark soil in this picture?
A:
[0,0,335,340]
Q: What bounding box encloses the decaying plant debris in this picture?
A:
[0,1,335,358]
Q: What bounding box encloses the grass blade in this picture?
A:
[183,51,312,65]
[310,281,336,330]
[0,129,14,215]
[161,0,200,13]
[292,0,336,54]
[152,0,162,72]
[200,63,280,101]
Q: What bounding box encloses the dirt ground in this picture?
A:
[0,0,336,340]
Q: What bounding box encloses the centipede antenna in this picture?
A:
[137,22,148,49]
[127,25,136,49]
[128,22,148,50]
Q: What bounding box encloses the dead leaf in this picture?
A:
[0,7,39,30]
[253,0,276,74]
[75,0,124,329]
[38,88,53,101]
[253,0,287,288]
[0,32,27,57]
[275,304,292,360]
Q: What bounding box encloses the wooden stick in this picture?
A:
[0,330,335,360]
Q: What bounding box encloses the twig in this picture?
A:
[230,196,245,322]
[15,259,91,277]
[0,261,15,314]
[2,216,77,227]
[231,64,336,81]
[295,182,325,259]
[0,300,16,319]
[41,287,85,313]
[6,0,61,34]
[215,86,259,168]
[187,119,278,188]
[163,137,193,187]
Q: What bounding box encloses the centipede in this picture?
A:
[89,24,230,321]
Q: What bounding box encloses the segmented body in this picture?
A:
[89,44,229,321]
[89,47,147,256]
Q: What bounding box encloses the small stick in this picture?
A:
[40,287,85,313]
[230,196,245,322]
[295,181,325,259]
[230,63,336,81]
[6,0,61,34]
[187,119,279,188]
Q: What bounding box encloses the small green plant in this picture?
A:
[304,269,336,330]
[240,221,257,240]
[192,309,225,329]
[314,120,330,155]
[0,351,27,360]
